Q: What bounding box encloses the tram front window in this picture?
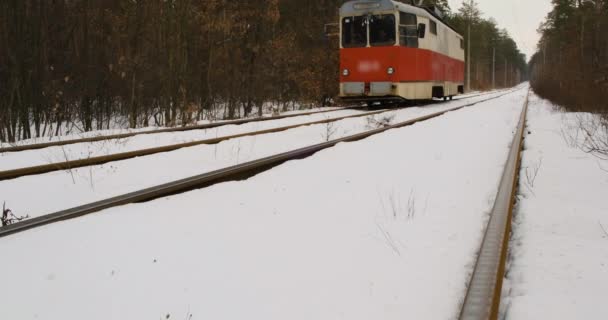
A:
[370,14,396,46]
[342,16,367,48]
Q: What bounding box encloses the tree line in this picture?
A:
[0,0,343,142]
[409,0,528,89]
[530,0,608,114]
[0,0,527,142]
[446,1,528,90]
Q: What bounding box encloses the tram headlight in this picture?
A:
[387,67,395,75]
[342,69,350,76]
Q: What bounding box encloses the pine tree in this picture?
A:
[531,0,608,112]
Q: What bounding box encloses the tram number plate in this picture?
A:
[354,3,381,10]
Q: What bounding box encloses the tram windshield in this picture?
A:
[369,14,396,46]
[342,16,367,48]
[342,14,396,48]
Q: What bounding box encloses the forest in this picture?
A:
[530,0,608,114]
[0,0,527,142]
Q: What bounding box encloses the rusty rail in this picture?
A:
[458,89,529,320]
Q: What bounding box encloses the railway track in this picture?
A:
[0,90,512,181]
[0,108,391,181]
[0,87,523,238]
[458,90,529,320]
[0,91,502,155]
[0,107,351,153]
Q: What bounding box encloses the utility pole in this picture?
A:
[492,47,496,89]
[466,0,472,92]
[504,59,508,87]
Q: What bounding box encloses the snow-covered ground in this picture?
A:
[0,87,527,319]
[501,93,608,319]
[0,91,496,172]
[0,89,519,220]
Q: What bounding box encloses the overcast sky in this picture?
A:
[447,0,553,60]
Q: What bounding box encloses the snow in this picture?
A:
[501,93,608,319]
[0,87,527,320]
[0,90,514,220]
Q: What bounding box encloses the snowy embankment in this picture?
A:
[0,89,517,219]
[0,91,492,172]
[0,88,527,320]
[501,93,608,319]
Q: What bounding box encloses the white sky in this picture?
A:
[447,0,553,60]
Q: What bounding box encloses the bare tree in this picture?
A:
[0,0,344,143]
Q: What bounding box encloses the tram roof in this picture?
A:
[340,0,462,37]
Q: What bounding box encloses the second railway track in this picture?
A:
[0,108,393,181]
[0,90,515,181]
[0,87,524,238]
[0,107,351,153]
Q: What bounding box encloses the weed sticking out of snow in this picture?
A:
[522,157,543,196]
[1,201,29,226]
[599,222,608,239]
[38,136,134,188]
[377,187,423,221]
[322,120,338,142]
[561,113,608,162]
[374,220,402,256]
[365,114,396,130]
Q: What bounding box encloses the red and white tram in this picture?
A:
[339,0,465,102]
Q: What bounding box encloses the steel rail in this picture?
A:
[0,88,523,238]
[0,90,514,182]
[0,108,350,153]
[458,89,529,320]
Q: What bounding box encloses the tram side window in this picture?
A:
[369,14,396,46]
[399,12,418,48]
[342,16,367,48]
[430,21,437,35]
